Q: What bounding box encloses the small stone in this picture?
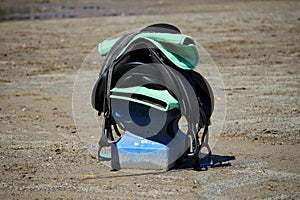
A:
[55,149,62,154]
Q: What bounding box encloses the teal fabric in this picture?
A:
[110,86,179,111]
[98,37,120,56]
[98,33,199,70]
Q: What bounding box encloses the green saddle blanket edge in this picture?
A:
[98,32,200,70]
[110,86,179,112]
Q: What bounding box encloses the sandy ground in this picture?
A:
[0,0,300,199]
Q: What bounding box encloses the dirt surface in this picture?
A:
[0,0,300,199]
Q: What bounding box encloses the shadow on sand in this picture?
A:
[174,154,236,171]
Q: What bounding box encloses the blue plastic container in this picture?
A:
[111,130,190,170]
